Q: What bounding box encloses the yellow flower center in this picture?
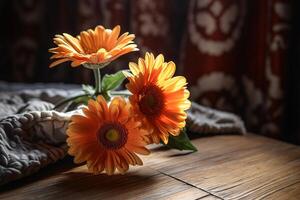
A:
[139,85,164,118]
[97,123,128,149]
[105,129,120,142]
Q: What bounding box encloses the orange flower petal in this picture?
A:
[49,25,138,68]
[66,96,150,175]
[126,52,191,144]
[49,58,69,68]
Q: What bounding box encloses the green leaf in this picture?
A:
[73,95,91,105]
[82,84,95,96]
[166,128,198,152]
[101,70,128,92]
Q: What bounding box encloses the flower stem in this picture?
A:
[54,94,89,110]
[93,68,101,96]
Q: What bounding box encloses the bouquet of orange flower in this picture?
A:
[49,25,196,175]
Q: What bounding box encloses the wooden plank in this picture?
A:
[0,163,208,200]
[144,134,300,200]
[1,134,300,199]
[198,195,223,200]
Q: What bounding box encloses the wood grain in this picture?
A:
[1,134,300,200]
[145,134,300,199]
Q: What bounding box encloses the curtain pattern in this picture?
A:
[181,0,291,140]
[0,0,297,143]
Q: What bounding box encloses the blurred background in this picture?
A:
[0,0,300,144]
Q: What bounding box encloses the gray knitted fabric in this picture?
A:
[0,82,245,186]
[187,102,246,134]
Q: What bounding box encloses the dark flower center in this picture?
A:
[97,122,128,149]
[139,85,164,118]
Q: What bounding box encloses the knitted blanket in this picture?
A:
[0,82,245,185]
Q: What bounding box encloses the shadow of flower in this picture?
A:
[46,168,159,199]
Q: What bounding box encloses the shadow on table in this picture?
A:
[44,170,158,199]
[1,160,158,199]
[0,156,77,192]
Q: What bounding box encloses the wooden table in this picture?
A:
[1,134,300,200]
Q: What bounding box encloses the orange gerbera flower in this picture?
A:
[126,53,191,144]
[67,96,150,175]
[49,25,138,68]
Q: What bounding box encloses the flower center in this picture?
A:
[105,129,120,142]
[139,85,164,117]
[97,122,128,150]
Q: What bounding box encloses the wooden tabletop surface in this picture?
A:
[1,134,300,200]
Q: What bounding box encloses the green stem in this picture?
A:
[93,68,101,96]
[54,94,89,110]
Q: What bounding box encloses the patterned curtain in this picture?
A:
[0,0,299,144]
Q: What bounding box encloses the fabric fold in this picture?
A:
[0,83,245,185]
